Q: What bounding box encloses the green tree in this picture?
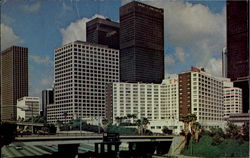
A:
[225,122,239,138]
[241,122,249,141]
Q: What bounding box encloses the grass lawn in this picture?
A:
[181,135,249,157]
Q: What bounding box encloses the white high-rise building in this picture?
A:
[17,97,40,121]
[106,77,180,133]
[48,41,119,123]
[221,78,242,119]
[179,67,224,129]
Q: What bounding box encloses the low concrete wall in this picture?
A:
[168,136,185,155]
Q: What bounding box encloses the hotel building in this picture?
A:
[106,77,180,133]
[179,67,224,128]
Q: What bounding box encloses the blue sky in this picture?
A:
[1,0,226,98]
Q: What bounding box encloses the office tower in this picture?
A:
[106,78,179,122]
[178,67,224,128]
[42,89,54,118]
[1,46,28,121]
[48,41,119,123]
[222,78,242,119]
[86,18,120,49]
[222,47,227,77]
[120,1,164,83]
[17,97,40,121]
[227,0,249,112]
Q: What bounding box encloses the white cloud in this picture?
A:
[165,55,175,66]
[204,58,222,77]
[1,24,23,50]
[145,0,226,76]
[60,14,106,45]
[21,2,41,13]
[175,47,185,63]
[30,55,53,65]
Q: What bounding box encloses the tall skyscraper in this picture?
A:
[0,46,28,121]
[119,1,164,83]
[227,0,249,112]
[86,18,120,49]
[42,89,54,118]
[48,41,119,123]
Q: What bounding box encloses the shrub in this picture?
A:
[162,126,173,135]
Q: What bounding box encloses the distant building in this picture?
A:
[228,113,249,127]
[227,0,249,112]
[178,67,224,128]
[119,1,164,83]
[42,89,54,119]
[86,17,120,49]
[221,78,242,119]
[17,97,40,121]
[0,46,28,121]
[48,41,119,123]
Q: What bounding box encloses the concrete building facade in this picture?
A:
[106,77,180,133]
[48,41,119,123]
[221,78,242,119]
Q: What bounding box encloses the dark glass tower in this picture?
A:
[1,46,28,121]
[227,0,249,112]
[120,1,164,83]
[42,89,54,119]
[86,18,120,49]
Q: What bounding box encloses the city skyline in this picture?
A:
[1,0,226,98]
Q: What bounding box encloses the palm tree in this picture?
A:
[131,114,137,123]
[127,114,132,123]
[141,117,150,134]
[136,119,142,135]
[179,113,197,144]
[192,122,202,143]
[101,118,109,132]
[115,116,122,124]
